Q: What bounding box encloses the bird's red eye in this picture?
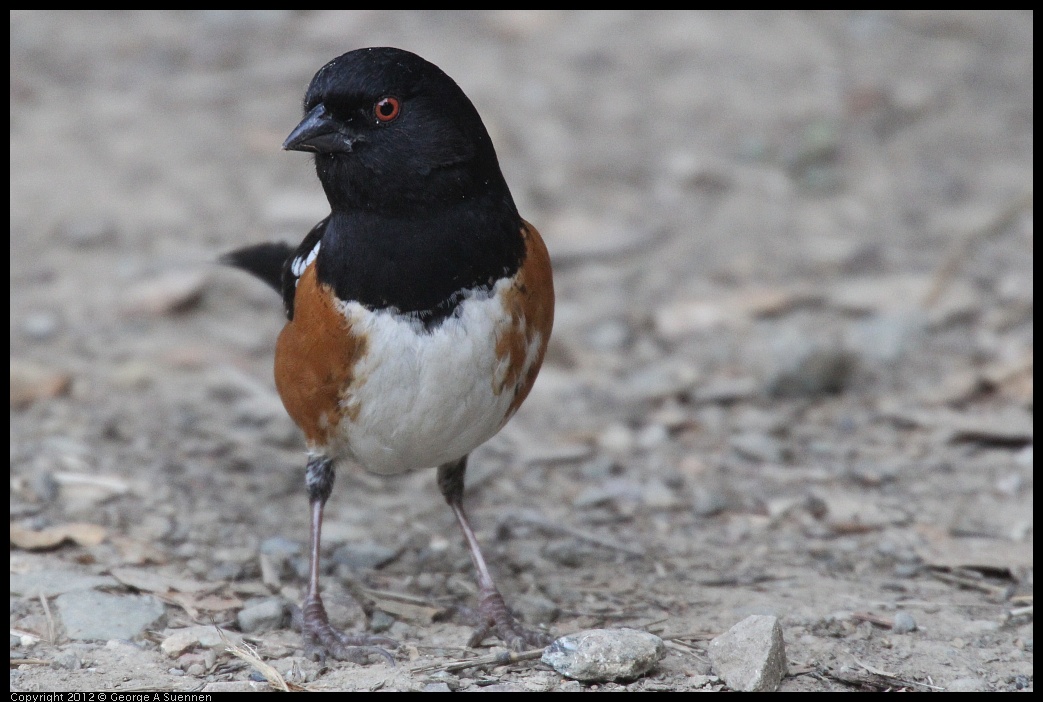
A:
[374,96,401,123]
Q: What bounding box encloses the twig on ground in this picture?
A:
[411,648,545,674]
[38,593,56,645]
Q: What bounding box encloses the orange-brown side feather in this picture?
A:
[496,220,555,420]
[274,264,368,448]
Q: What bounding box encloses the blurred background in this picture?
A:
[10,11,1033,692]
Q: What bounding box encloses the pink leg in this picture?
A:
[438,456,552,650]
[299,457,397,664]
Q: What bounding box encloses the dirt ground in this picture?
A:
[10,11,1033,692]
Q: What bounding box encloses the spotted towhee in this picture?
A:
[223,47,554,662]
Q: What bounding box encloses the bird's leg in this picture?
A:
[298,455,397,664]
[437,456,552,650]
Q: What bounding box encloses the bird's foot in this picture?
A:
[293,594,397,665]
[460,587,553,651]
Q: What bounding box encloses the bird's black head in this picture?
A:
[284,47,514,215]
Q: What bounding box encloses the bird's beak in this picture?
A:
[283,103,355,153]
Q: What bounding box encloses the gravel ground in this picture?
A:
[10,11,1033,692]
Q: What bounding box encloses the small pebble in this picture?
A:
[513,592,560,625]
[994,473,1023,497]
[260,536,302,556]
[597,423,634,455]
[583,319,631,352]
[370,610,396,633]
[892,611,917,634]
[542,628,665,682]
[893,563,923,578]
[767,347,858,398]
[330,542,397,571]
[51,652,81,670]
[692,485,731,517]
[21,312,59,340]
[207,562,243,582]
[641,479,682,509]
[9,360,73,409]
[237,598,287,634]
[543,538,599,568]
[635,423,669,450]
[730,432,785,463]
[617,360,700,403]
[57,216,117,247]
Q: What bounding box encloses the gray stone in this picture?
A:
[370,610,396,633]
[692,377,759,403]
[21,312,60,340]
[51,651,81,670]
[542,628,665,682]
[730,432,785,464]
[259,534,304,554]
[641,478,683,509]
[708,615,787,692]
[513,592,561,625]
[330,542,398,571]
[767,347,858,398]
[57,216,117,247]
[692,484,732,517]
[10,571,119,598]
[850,312,923,364]
[54,590,165,642]
[892,611,917,634]
[617,359,700,403]
[583,319,632,352]
[236,598,287,633]
[543,539,599,568]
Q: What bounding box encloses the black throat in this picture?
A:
[314,195,525,329]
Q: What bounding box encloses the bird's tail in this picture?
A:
[219,242,293,294]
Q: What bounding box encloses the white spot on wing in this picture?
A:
[290,241,321,284]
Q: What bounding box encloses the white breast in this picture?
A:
[329,278,541,475]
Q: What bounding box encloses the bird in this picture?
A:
[222,47,554,663]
